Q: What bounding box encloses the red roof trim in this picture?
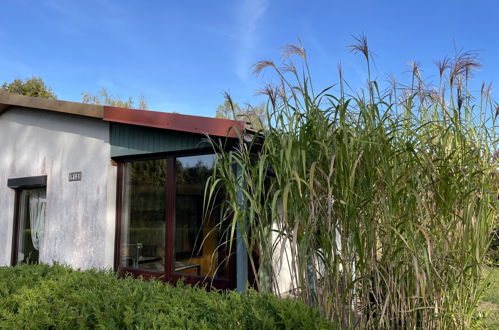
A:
[103,106,245,138]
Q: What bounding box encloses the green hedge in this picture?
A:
[0,265,333,329]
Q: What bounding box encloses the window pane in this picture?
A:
[120,159,167,271]
[174,154,230,279]
[16,188,46,265]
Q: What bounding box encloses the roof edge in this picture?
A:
[0,91,103,118]
[103,106,245,138]
[0,92,247,138]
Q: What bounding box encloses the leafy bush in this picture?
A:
[0,264,333,329]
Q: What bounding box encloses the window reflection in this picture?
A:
[119,154,232,282]
[120,159,167,271]
[174,154,230,279]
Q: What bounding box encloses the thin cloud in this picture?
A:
[42,0,89,23]
[96,78,117,90]
[235,0,268,81]
[40,0,127,34]
[0,57,34,78]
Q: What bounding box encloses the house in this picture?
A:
[0,91,247,290]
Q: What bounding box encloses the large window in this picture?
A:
[117,153,233,288]
[120,159,167,271]
[174,154,231,279]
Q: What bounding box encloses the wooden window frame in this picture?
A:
[8,175,47,266]
[113,149,235,289]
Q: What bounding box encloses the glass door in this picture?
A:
[116,153,235,288]
[174,154,231,280]
[119,159,167,272]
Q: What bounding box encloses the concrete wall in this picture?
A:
[0,107,116,269]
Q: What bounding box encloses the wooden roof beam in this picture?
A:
[0,91,103,118]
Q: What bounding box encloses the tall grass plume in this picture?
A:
[208,37,498,328]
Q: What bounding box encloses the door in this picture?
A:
[13,187,47,265]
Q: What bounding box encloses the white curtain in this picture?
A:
[29,189,46,251]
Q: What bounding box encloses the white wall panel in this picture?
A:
[0,107,116,269]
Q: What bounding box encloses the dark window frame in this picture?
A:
[8,175,47,266]
[114,150,235,289]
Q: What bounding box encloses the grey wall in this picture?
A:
[0,107,116,269]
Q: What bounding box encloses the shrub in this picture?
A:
[0,264,333,329]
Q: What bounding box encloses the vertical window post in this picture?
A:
[236,164,248,293]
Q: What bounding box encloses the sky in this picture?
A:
[1,0,499,117]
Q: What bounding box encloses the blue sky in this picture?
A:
[1,0,498,117]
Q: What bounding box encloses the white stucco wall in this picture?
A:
[0,107,116,269]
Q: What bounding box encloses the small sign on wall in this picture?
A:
[69,172,82,182]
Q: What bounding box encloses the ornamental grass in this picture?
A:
[207,37,498,328]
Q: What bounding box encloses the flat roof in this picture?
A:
[0,91,103,118]
[0,91,245,138]
[103,106,245,138]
